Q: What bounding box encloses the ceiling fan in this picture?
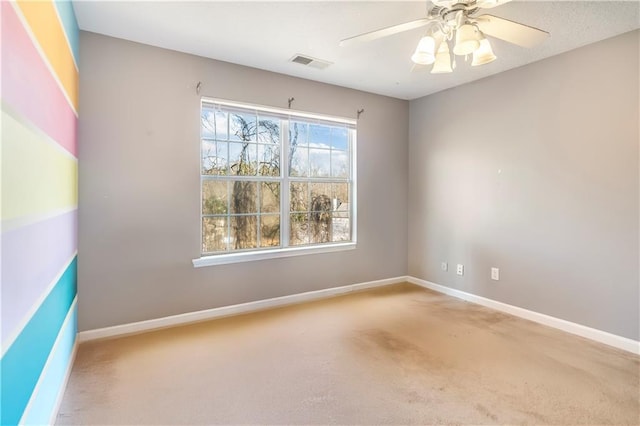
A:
[339,0,549,74]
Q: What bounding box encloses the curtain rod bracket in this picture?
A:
[357,108,364,119]
[288,97,295,109]
[196,82,202,95]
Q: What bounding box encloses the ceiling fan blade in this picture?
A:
[339,18,433,47]
[475,14,549,48]
[474,0,513,9]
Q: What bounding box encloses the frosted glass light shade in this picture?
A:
[472,38,497,66]
[411,36,436,65]
[453,23,480,56]
[431,42,452,74]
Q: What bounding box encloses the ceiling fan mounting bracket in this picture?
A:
[432,3,482,34]
[431,0,482,11]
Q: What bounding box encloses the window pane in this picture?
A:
[309,148,330,177]
[203,217,228,253]
[230,215,258,249]
[332,183,349,209]
[332,215,351,242]
[230,181,258,214]
[289,146,309,177]
[309,124,331,148]
[229,142,257,176]
[202,108,229,140]
[201,108,216,139]
[289,213,309,246]
[261,182,280,213]
[260,214,280,247]
[309,182,333,244]
[310,210,332,244]
[257,115,280,144]
[290,182,309,212]
[214,111,229,140]
[229,110,257,142]
[332,183,350,241]
[258,144,280,176]
[310,183,331,210]
[202,180,228,214]
[290,121,308,146]
[330,127,348,150]
[202,140,228,175]
[331,149,348,178]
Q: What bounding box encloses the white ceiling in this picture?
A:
[73,1,639,100]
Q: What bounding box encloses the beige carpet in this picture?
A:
[57,283,639,425]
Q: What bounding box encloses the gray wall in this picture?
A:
[408,30,639,340]
[78,32,409,331]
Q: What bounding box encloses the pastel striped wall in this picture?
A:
[1,1,79,424]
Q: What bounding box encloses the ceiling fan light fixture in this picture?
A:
[431,41,453,74]
[411,35,436,65]
[453,23,481,56]
[472,37,497,66]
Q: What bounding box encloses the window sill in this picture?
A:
[192,242,357,268]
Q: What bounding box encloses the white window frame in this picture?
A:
[193,98,357,268]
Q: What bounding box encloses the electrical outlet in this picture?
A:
[456,264,464,276]
[491,267,500,281]
[441,262,448,271]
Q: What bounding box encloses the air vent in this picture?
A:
[291,55,313,65]
[289,54,333,70]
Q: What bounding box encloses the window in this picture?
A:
[196,99,356,265]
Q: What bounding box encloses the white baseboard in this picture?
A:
[50,340,78,425]
[407,276,640,355]
[77,274,639,356]
[77,276,407,343]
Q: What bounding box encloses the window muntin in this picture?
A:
[200,99,355,256]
